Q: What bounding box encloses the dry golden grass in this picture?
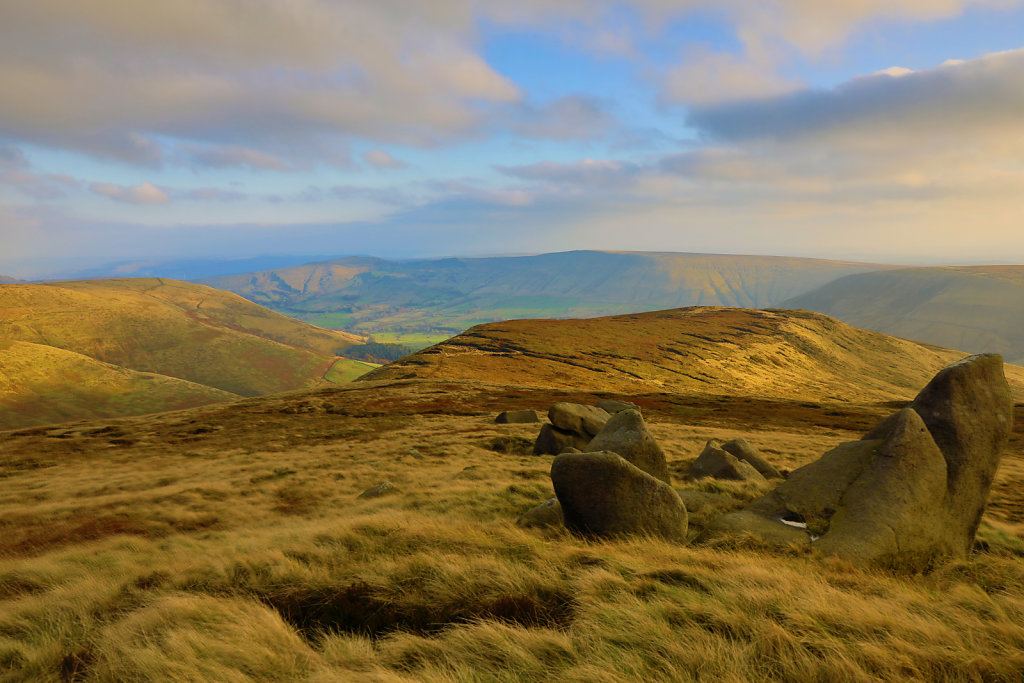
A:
[363,307,1024,403]
[1,380,1022,681]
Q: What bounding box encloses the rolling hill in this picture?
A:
[784,266,1024,364]
[0,340,239,430]
[201,251,896,344]
[0,276,21,284]
[0,278,372,428]
[360,306,1024,403]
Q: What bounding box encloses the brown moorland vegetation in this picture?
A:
[362,307,1024,403]
[0,378,1022,681]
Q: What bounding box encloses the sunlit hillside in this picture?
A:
[0,279,374,429]
[362,306,1024,403]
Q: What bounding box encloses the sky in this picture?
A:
[3,0,1024,278]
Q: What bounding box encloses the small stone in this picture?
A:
[516,497,564,528]
[357,482,397,499]
[495,410,539,424]
[595,400,640,414]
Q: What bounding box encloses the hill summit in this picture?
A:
[361,307,1024,403]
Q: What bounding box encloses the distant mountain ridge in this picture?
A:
[784,266,1024,364]
[0,278,372,428]
[201,251,897,342]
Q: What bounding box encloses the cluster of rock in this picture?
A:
[700,353,1013,570]
[520,402,688,541]
[690,438,782,482]
[512,354,1013,570]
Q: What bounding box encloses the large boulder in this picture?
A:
[689,440,767,483]
[585,409,672,484]
[551,451,688,542]
[702,354,1013,569]
[548,403,610,438]
[533,423,592,455]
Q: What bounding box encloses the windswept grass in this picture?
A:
[0,381,1022,681]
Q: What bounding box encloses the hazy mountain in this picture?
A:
[783,266,1024,364]
[48,255,327,282]
[0,278,373,428]
[360,306,1017,403]
[0,276,21,284]
[201,251,896,343]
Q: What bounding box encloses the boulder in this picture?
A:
[585,409,672,484]
[551,451,687,542]
[720,438,782,479]
[533,423,592,455]
[596,400,639,414]
[516,497,564,529]
[357,482,397,499]
[702,354,1013,569]
[495,410,539,424]
[689,441,767,483]
[548,403,610,438]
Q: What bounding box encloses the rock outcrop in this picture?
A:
[702,354,1013,568]
[357,482,398,499]
[534,403,611,455]
[689,440,767,483]
[596,400,639,414]
[585,409,672,484]
[719,438,782,479]
[552,451,687,541]
[495,410,539,424]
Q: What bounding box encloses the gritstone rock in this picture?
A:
[701,354,1013,569]
[690,440,768,483]
[585,409,672,484]
[533,423,592,455]
[357,481,398,499]
[551,451,687,541]
[596,400,640,414]
[548,403,610,438]
[720,438,782,479]
[495,410,539,424]
[516,497,564,529]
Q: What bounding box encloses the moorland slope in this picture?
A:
[361,306,1024,403]
[785,266,1024,364]
[202,251,895,343]
[2,358,1023,680]
[0,278,372,428]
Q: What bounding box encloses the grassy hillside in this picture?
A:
[201,251,895,344]
[0,279,376,429]
[361,306,1023,403]
[1,375,1022,680]
[784,266,1024,364]
[0,278,363,397]
[0,340,239,429]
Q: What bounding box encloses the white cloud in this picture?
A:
[90,181,169,205]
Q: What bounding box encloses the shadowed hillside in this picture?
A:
[201,251,895,343]
[0,279,374,428]
[361,307,1024,403]
[784,266,1024,364]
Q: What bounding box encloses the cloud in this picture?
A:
[183,144,291,171]
[179,187,247,202]
[506,95,618,140]
[662,48,800,105]
[362,149,407,169]
[90,181,170,205]
[498,159,640,186]
[686,48,1024,146]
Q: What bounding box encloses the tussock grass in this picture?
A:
[0,383,1022,680]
